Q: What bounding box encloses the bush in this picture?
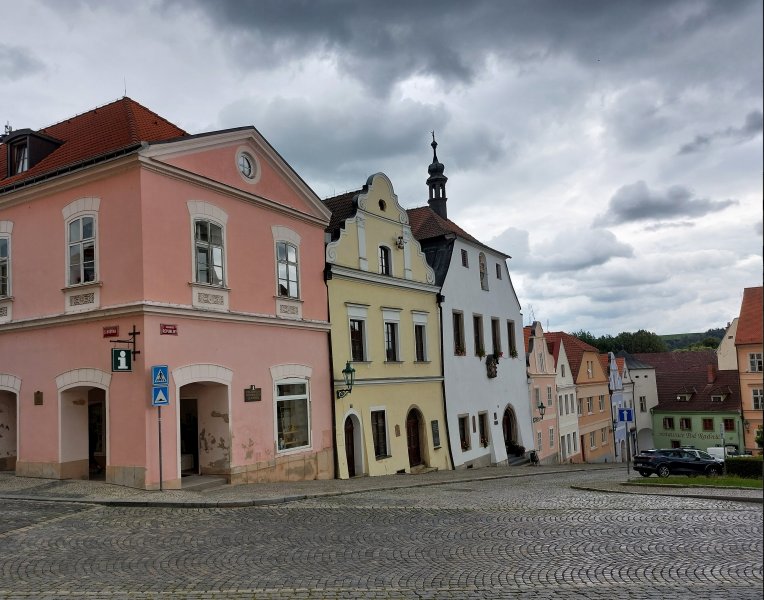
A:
[725,456,763,479]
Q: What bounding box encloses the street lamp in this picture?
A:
[532,401,546,423]
[336,361,356,399]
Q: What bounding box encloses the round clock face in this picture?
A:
[238,153,255,179]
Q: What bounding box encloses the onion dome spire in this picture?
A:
[426,131,448,219]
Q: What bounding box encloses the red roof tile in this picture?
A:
[407,206,509,258]
[523,326,531,353]
[1,97,187,191]
[323,190,361,234]
[736,286,763,346]
[545,331,599,378]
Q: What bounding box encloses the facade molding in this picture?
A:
[172,363,233,387]
[0,373,21,393]
[329,264,440,294]
[55,368,112,391]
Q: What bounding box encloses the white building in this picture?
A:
[552,338,581,462]
[618,351,659,452]
[408,138,532,467]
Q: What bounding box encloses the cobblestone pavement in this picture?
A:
[0,469,761,599]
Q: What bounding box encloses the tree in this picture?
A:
[572,330,597,347]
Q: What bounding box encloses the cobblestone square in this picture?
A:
[0,470,761,599]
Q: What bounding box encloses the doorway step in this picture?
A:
[180,475,228,492]
[409,465,438,475]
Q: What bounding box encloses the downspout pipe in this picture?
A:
[437,292,455,471]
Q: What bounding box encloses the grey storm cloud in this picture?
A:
[594,181,738,226]
[490,227,632,274]
[0,44,45,81]
[678,110,763,154]
[170,0,757,93]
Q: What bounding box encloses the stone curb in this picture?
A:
[0,466,616,509]
[570,484,764,505]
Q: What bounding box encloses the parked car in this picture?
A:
[682,448,723,464]
[633,449,722,478]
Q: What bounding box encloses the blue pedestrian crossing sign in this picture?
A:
[152,386,169,406]
[152,365,169,386]
[618,408,634,422]
[151,365,170,406]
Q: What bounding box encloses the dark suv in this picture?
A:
[633,448,722,478]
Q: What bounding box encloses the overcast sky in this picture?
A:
[2,0,761,336]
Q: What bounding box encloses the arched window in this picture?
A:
[378,245,391,275]
[479,252,489,291]
[67,215,97,285]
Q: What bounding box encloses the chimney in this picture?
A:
[707,363,716,384]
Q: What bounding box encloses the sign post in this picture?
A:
[151,365,169,491]
[618,408,634,476]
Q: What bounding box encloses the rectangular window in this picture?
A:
[749,353,763,372]
[702,418,714,431]
[414,323,427,362]
[537,430,542,450]
[378,246,391,275]
[598,395,605,411]
[495,263,502,279]
[461,249,469,267]
[573,434,578,452]
[601,428,607,443]
[384,322,399,361]
[473,315,484,356]
[276,241,299,298]
[534,387,540,405]
[559,395,564,416]
[639,396,647,412]
[663,417,675,430]
[491,318,501,356]
[507,320,517,356]
[10,141,28,175]
[276,382,310,451]
[561,364,566,378]
[68,216,97,285]
[458,415,471,451]
[0,237,8,297]
[453,312,465,355]
[478,413,489,447]
[567,434,572,455]
[194,220,224,286]
[723,418,735,432]
[577,398,583,416]
[589,432,596,449]
[753,389,764,410]
[680,417,692,431]
[547,386,553,405]
[586,397,593,413]
[350,319,366,362]
[479,253,489,291]
[549,427,555,448]
[371,410,388,458]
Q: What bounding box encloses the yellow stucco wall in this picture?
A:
[327,173,450,478]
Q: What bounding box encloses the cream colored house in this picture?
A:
[324,173,451,478]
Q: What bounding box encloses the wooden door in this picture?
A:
[407,411,422,467]
[344,417,355,477]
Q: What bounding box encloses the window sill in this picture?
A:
[375,454,392,460]
[189,281,230,291]
[384,360,403,364]
[61,280,102,292]
[277,444,311,456]
[275,295,303,303]
[414,360,432,364]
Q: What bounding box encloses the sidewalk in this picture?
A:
[1,463,761,507]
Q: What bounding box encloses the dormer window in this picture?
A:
[710,395,725,402]
[10,141,28,175]
[676,394,691,402]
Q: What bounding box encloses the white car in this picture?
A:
[684,448,724,463]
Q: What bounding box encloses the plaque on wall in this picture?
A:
[244,387,261,402]
[431,420,441,448]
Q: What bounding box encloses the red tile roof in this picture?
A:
[546,331,599,378]
[735,286,763,346]
[1,97,187,192]
[323,190,361,234]
[523,326,531,353]
[407,206,509,258]
[635,351,741,412]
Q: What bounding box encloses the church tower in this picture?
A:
[426,132,448,220]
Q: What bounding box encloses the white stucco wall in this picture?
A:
[632,366,659,452]
[440,239,530,467]
[716,318,738,370]
[555,344,579,459]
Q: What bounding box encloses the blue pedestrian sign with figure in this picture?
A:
[618,407,634,422]
[151,365,170,406]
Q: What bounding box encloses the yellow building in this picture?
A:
[324,173,452,478]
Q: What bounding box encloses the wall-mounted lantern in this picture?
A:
[336,361,356,399]
[532,401,546,423]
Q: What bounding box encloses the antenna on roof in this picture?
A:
[3,122,11,136]
[123,77,127,97]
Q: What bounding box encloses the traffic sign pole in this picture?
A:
[158,405,163,491]
[151,365,170,492]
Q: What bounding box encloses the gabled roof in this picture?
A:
[1,97,187,192]
[523,326,531,354]
[323,190,361,235]
[616,350,655,370]
[545,331,599,378]
[634,350,740,413]
[736,286,763,346]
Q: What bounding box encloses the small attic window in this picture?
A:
[10,140,28,175]
[710,395,725,402]
[676,394,691,402]
[378,199,386,211]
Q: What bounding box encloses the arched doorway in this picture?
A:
[60,386,107,480]
[344,416,356,477]
[406,409,423,468]
[178,382,230,477]
[502,407,517,451]
[0,390,17,471]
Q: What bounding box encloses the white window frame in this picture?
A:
[347,304,369,363]
[370,407,390,458]
[382,308,401,362]
[378,245,392,275]
[549,427,555,448]
[639,396,647,412]
[537,430,542,450]
[276,240,300,299]
[274,378,311,454]
[749,353,763,373]
[573,434,578,452]
[413,311,429,362]
[0,225,10,298]
[478,252,489,291]
[601,428,607,443]
[66,214,98,286]
[598,395,605,411]
[193,219,226,286]
[547,386,553,406]
[61,198,101,313]
[753,388,763,411]
[589,432,596,449]
[558,395,563,416]
[586,397,593,414]
[458,414,471,451]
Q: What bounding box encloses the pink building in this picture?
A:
[0,98,334,489]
